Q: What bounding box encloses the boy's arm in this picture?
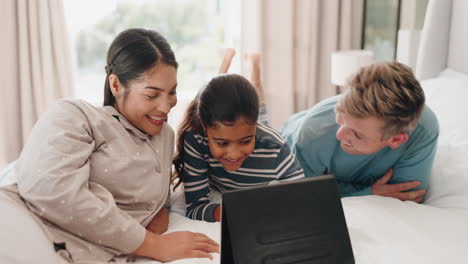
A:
[337,182,372,197]
[388,132,438,201]
[294,134,371,197]
[338,133,438,199]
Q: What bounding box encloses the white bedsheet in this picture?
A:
[2,186,466,264]
[133,194,468,264]
[341,196,468,264]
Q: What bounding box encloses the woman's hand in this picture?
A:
[133,230,220,262]
[154,231,220,261]
[146,207,169,234]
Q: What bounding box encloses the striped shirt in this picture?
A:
[182,123,304,222]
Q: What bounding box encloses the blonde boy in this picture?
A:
[281,61,439,201]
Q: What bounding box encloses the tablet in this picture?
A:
[220,175,354,264]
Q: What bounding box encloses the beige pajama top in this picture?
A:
[0,99,174,263]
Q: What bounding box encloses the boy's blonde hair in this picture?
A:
[335,61,425,139]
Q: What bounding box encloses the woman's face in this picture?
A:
[110,63,177,136]
[206,117,256,171]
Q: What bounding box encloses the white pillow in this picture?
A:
[0,161,16,187]
[438,68,468,81]
[0,194,66,264]
[422,73,468,202]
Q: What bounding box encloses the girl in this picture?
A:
[173,52,304,222]
[0,28,218,263]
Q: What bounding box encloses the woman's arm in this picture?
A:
[16,101,147,254]
[16,100,220,261]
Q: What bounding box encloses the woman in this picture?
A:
[172,52,304,222]
[0,28,218,263]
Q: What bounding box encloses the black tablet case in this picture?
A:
[221,175,354,264]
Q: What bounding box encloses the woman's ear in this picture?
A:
[108,74,122,98]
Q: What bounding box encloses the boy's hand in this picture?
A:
[371,169,426,202]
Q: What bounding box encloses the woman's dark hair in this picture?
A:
[172,74,259,187]
[103,28,178,106]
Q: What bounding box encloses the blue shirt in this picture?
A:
[182,123,304,222]
[280,95,439,197]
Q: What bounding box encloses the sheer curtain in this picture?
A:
[0,0,74,167]
[241,0,363,129]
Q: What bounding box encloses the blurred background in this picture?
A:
[0,0,429,167]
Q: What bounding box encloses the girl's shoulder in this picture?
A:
[183,128,209,148]
[255,123,286,150]
[184,128,206,138]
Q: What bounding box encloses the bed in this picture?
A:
[1,0,468,263]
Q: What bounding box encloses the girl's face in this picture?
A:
[206,117,256,171]
[110,63,177,136]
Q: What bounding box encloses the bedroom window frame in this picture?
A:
[361,0,401,61]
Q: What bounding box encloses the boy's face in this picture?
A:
[335,112,394,155]
[206,117,256,171]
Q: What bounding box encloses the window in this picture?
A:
[362,0,400,61]
[362,0,428,63]
[64,0,240,130]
